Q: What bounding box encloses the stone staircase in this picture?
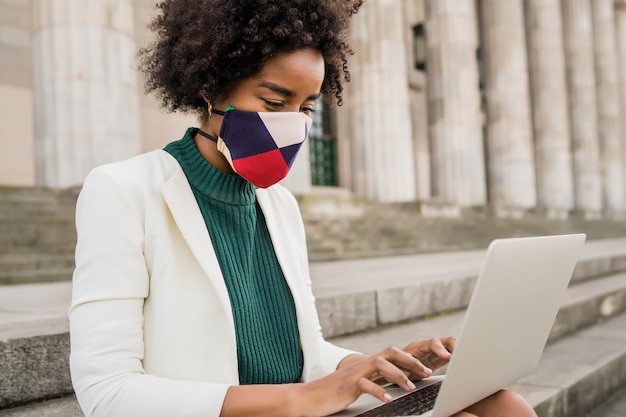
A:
[1,187,626,415]
[0,187,78,285]
[297,190,626,262]
[1,238,626,416]
[3,186,626,286]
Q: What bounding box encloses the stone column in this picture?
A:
[424,0,486,207]
[479,0,536,213]
[339,0,416,202]
[591,0,624,212]
[561,0,603,214]
[0,1,35,186]
[403,0,431,202]
[32,0,140,188]
[524,0,574,216]
[614,0,626,212]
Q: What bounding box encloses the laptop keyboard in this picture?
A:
[353,381,443,417]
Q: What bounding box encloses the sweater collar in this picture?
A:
[165,127,256,206]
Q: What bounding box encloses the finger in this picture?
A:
[357,377,394,404]
[403,337,457,357]
[441,336,457,353]
[417,339,453,372]
[369,355,422,390]
[429,338,453,361]
[368,371,390,386]
[378,347,432,379]
[421,351,448,371]
[400,339,452,376]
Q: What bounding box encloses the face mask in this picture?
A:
[197,106,312,188]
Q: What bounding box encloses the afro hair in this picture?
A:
[139,0,364,118]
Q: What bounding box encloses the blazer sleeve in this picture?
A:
[69,165,230,417]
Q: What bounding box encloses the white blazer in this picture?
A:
[69,149,355,417]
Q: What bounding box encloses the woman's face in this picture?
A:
[197,47,325,174]
[214,47,325,116]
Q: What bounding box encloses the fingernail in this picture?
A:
[384,393,393,402]
[408,381,416,390]
[424,367,432,375]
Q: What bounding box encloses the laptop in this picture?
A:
[334,233,586,417]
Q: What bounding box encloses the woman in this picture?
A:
[69,1,538,416]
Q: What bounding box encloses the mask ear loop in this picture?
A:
[198,99,226,143]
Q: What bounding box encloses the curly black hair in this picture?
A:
[139,0,364,118]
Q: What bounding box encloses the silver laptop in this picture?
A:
[335,233,586,417]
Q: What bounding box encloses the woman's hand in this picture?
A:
[221,338,458,417]
[365,337,457,386]
[400,337,457,379]
[296,347,430,416]
[295,338,455,417]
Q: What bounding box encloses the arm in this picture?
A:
[70,167,230,417]
[218,346,433,417]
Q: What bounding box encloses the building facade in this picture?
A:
[2,0,626,218]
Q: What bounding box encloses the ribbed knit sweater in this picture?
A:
[164,128,304,384]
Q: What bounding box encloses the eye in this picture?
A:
[262,99,284,111]
[300,106,315,116]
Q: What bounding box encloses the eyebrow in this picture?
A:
[258,81,321,101]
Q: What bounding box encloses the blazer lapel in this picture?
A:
[161,165,235,332]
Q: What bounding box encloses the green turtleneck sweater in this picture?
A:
[164,128,304,385]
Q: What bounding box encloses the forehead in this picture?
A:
[252,48,325,94]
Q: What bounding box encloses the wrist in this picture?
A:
[286,382,310,417]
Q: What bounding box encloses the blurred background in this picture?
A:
[1,1,626,416]
[3,0,626,268]
[1,0,625,211]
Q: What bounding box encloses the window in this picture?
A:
[308,101,337,186]
[412,23,427,71]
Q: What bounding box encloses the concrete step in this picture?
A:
[0,224,76,244]
[0,396,81,417]
[0,254,75,272]
[0,189,76,221]
[0,254,75,285]
[2,312,624,417]
[587,385,626,417]
[1,267,624,412]
[511,313,626,417]
[0,188,77,278]
[0,268,75,285]
[4,185,626,264]
[329,311,626,417]
[0,238,624,411]
[312,238,626,338]
[0,245,76,256]
[549,272,626,341]
[302,198,626,261]
[0,202,75,216]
